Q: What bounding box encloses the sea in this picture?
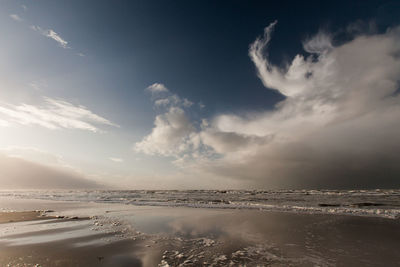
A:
[1,189,399,219]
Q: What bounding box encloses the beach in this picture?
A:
[2,1,400,266]
[0,194,399,266]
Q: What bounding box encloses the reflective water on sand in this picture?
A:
[93,206,400,266]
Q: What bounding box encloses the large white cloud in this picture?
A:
[135,83,199,158]
[135,106,195,157]
[136,23,400,188]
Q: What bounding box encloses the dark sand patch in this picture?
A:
[0,211,49,224]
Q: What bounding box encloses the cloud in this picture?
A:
[0,97,118,132]
[201,22,400,188]
[147,83,194,108]
[183,98,194,108]
[136,22,400,189]
[146,83,169,94]
[29,80,48,91]
[31,26,69,48]
[0,153,102,189]
[135,106,195,157]
[12,15,75,51]
[302,31,333,54]
[109,157,123,163]
[9,14,23,22]
[135,83,202,158]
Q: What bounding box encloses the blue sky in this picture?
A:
[1,0,400,189]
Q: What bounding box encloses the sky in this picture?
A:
[0,0,400,189]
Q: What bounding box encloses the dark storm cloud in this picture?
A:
[136,22,400,188]
[200,22,400,188]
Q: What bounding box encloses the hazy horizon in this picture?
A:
[1,0,400,190]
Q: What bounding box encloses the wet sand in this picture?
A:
[0,212,157,267]
[0,198,399,266]
[0,211,47,224]
[0,230,142,267]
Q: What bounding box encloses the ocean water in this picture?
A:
[1,189,399,219]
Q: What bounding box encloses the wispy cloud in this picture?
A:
[9,14,23,22]
[31,26,69,49]
[0,97,118,132]
[11,13,81,53]
[29,80,48,91]
[109,157,123,163]
[9,12,73,51]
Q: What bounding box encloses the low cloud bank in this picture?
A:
[0,154,102,189]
